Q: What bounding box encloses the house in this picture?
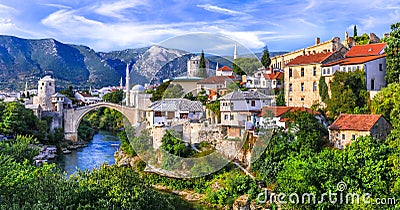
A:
[322,43,387,99]
[262,72,284,90]
[260,106,327,128]
[328,114,392,149]
[270,37,346,70]
[220,91,272,138]
[74,92,102,105]
[216,66,234,76]
[170,76,204,96]
[284,51,345,108]
[197,76,236,96]
[147,98,204,126]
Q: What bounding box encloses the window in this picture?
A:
[313,82,317,92]
[289,68,293,78]
[323,68,326,75]
[301,97,304,101]
[155,111,163,117]
[301,83,304,92]
[289,98,293,101]
[230,115,234,120]
[342,67,345,71]
[379,64,383,71]
[313,67,317,76]
[49,83,52,86]
[251,100,256,107]
[352,66,356,71]
[342,134,346,141]
[347,67,351,72]
[351,134,356,140]
[327,68,330,74]
[225,115,229,120]
[301,68,304,77]
[371,79,375,90]
[289,83,293,92]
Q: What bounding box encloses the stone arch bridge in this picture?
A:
[63,102,140,141]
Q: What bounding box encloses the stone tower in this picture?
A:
[33,75,55,111]
[187,55,201,77]
[125,63,130,106]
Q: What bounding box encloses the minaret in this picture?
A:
[216,62,219,71]
[120,77,123,89]
[234,42,238,60]
[24,81,28,97]
[125,63,130,106]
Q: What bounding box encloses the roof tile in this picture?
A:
[329,114,382,131]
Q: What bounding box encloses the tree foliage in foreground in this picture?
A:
[385,22,400,84]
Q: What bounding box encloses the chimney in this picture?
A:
[315,37,321,45]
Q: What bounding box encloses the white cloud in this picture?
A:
[0,4,17,14]
[197,4,246,16]
[42,4,72,9]
[94,0,148,19]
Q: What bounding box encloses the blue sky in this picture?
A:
[0,0,399,54]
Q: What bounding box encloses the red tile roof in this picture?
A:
[263,72,284,80]
[261,106,319,117]
[79,92,93,97]
[329,114,382,131]
[197,76,235,84]
[286,52,333,66]
[217,66,232,71]
[322,54,386,67]
[345,43,386,57]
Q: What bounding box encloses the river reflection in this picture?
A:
[57,130,120,176]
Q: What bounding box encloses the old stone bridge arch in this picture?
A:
[63,102,139,141]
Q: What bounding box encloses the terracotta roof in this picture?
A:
[329,114,382,131]
[286,52,333,66]
[345,43,386,57]
[197,76,235,84]
[217,66,232,71]
[322,54,386,67]
[78,92,93,97]
[261,106,319,117]
[263,72,284,80]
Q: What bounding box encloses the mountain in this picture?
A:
[0,35,287,91]
[0,35,189,90]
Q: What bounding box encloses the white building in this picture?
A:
[147,98,204,127]
[216,66,234,76]
[219,91,272,138]
[74,92,102,105]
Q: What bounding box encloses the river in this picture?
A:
[57,130,120,176]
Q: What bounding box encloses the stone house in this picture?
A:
[329,114,392,149]
[219,91,272,138]
[284,51,345,108]
[321,43,387,99]
[146,98,204,127]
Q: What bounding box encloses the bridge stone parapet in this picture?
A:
[63,102,141,141]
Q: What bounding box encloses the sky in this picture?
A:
[0,0,399,55]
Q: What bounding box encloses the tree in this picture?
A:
[59,86,77,104]
[150,81,171,102]
[163,84,184,99]
[275,89,286,106]
[326,70,370,118]
[232,62,246,76]
[261,49,271,69]
[161,130,190,157]
[196,89,208,105]
[354,25,358,37]
[197,50,207,78]
[102,89,123,104]
[1,102,38,136]
[385,22,400,84]
[318,76,328,102]
[354,33,370,45]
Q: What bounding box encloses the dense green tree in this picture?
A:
[161,130,191,157]
[261,49,271,69]
[232,62,246,76]
[102,89,123,104]
[198,50,207,78]
[385,22,400,84]
[196,88,208,105]
[326,70,370,118]
[205,100,221,121]
[1,102,38,136]
[275,89,286,106]
[150,81,171,102]
[163,84,184,99]
[354,33,370,45]
[233,58,263,75]
[354,25,358,37]
[318,76,328,102]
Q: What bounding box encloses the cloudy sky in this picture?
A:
[0,0,399,54]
